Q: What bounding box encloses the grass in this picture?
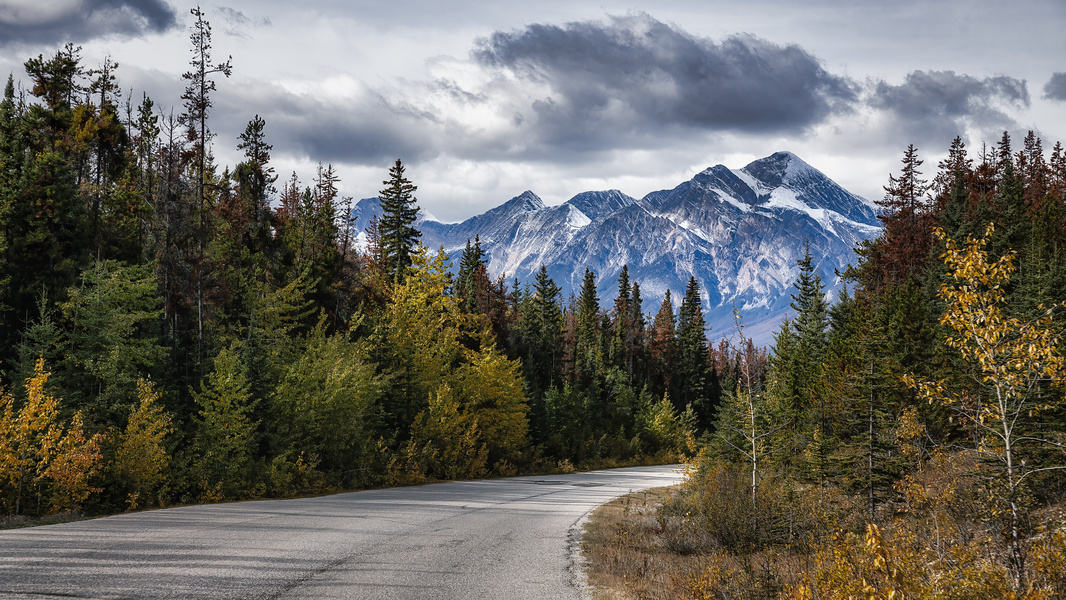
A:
[582,485,690,600]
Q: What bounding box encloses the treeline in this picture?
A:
[664,132,1066,598]
[0,14,722,518]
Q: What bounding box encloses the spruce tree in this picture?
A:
[626,281,646,381]
[857,144,935,291]
[608,266,631,373]
[456,237,485,314]
[179,6,232,365]
[0,76,21,342]
[675,276,714,429]
[378,158,421,281]
[574,268,602,386]
[180,6,231,221]
[234,114,275,246]
[790,240,829,361]
[522,265,563,438]
[933,136,972,239]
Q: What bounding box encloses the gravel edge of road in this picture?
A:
[568,510,594,600]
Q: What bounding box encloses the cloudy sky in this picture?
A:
[2,0,1064,222]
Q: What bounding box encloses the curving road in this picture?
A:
[0,465,683,599]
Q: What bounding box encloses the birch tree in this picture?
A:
[904,223,1066,591]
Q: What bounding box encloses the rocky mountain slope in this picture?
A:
[352,151,881,346]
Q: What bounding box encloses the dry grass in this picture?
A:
[581,459,1066,600]
[582,487,804,600]
[582,485,694,600]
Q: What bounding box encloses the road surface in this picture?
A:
[0,465,683,599]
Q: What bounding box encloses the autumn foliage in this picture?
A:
[0,359,104,515]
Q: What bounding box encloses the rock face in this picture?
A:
[350,151,881,346]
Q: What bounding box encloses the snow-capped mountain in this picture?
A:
[352,152,881,346]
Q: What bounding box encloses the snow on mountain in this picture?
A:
[349,152,881,346]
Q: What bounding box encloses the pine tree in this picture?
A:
[995,130,1012,174]
[790,240,829,361]
[456,237,485,314]
[234,114,275,254]
[574,268,602,386]
[874,144,934,284]
[1049,142,1066,202]
[1021,130,1048,212]
[675,276,714,429]
[378,159,421,281]
[180,6,231,220]
[522,266,563,442]
[608,265,631,373]
[626,281,646,381]
[22,44,85,151]
[933,136,972,239]
[179,6,232,366]
[191,345,256,500]
[84,54,129,259]
[133,93,159,202]
[995,152,1028,261]
[0,76,23,348]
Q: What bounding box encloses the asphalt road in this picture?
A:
[0,465,683,599]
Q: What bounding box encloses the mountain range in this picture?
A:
[351,151,882,347]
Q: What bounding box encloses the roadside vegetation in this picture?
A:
[584,134,1066,597]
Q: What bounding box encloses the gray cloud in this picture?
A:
[871,70,1029,144]
[472,14,858,141]
[0,0,177,47]
[1043,73,1066,102]
[200,13,1040,193]
[212,14,868,170]
[215,81,439,168]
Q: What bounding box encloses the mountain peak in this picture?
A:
[564,190,637,221]
[474,191,544,222]
[741,151,816,189]
[688,164,761,207]
[738,151,878,226]
[506,190,545,212]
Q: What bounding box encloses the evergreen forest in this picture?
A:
[0,18,700,518]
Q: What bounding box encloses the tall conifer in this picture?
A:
[790,240,829,360]
[378,159,421,281]
[675,276,715,428]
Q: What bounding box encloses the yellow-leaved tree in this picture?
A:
[380,246,528,481]
[446,346,529,467]
[903,223,1065,590]
[377,246,465,430]
[0,359,105,515]
[114,379,173,510]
